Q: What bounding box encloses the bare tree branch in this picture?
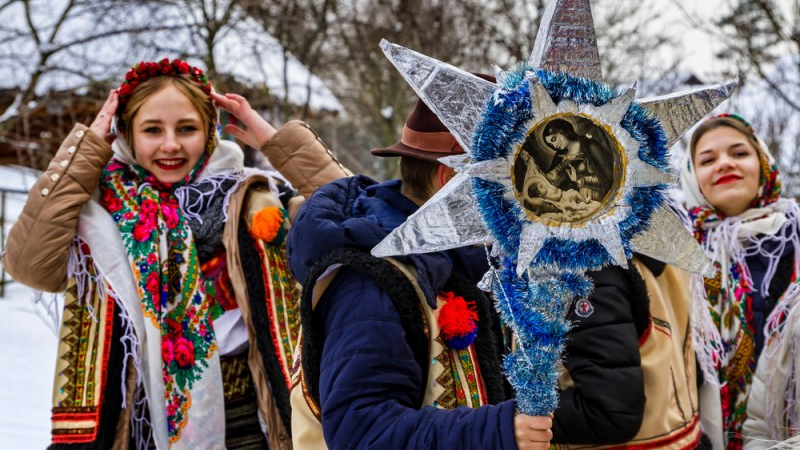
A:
[0,0,17,14]
[21,0,40,47]
[46,25,184,55]
[45,0,76,49]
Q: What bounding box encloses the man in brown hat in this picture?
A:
[371,97,465,204]
[287,97,553,450]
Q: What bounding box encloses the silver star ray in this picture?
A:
[373,1,733,279]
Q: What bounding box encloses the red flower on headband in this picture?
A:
[116,58,211,116]
[176,61,190,74]
[118,83,134,97]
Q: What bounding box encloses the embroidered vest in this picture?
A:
[289,249,505,450]
[51,241,127,447]
[224,180,300,450]
[552,260,702,450]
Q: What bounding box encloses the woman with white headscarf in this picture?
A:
[681,113,800,450]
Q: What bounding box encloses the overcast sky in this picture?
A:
[651,0,796,79]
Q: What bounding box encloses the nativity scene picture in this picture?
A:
[513,114,620,223]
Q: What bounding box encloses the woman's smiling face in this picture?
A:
[131,84,207,184]
[693,126,762,217]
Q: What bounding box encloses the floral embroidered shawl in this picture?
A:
[98,118,245,448]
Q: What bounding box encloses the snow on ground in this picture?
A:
[0,283,58,450]
[0,165,55,449]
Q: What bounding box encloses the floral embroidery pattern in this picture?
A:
[101,156,218,443]
[432,334,486,410]
[693,249,756,450]
[457,347,483,406]
[200,253,237,313]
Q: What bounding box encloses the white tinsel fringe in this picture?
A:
[31,290,62,336]
[691,273,723,388]
[67,236,145,436]
[174,171,247,225]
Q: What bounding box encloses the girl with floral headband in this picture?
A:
[680,114,800,450]
[3,58,350,450]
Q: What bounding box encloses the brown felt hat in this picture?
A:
[371,73,496,163]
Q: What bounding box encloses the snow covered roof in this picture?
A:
[214,17,342,112]
[0,0,341,113]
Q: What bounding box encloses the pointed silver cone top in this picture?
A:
[380,39,497,157]
[492,64,507,84]
[529,0,603,81]
[371,172,492,257]
[629,204,715,277]
[639,77,739,149]
[597,226,629,269]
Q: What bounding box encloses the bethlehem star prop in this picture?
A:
[371,0,737,415]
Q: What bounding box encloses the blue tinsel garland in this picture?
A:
[472,67,669,415]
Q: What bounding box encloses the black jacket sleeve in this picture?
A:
[551,263,647,444]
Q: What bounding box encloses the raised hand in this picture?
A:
[211,92,276,149]
[89,90,118,145]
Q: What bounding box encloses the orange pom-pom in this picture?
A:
[251,206,286,242]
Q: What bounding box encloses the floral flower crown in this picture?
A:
[708,113,756,136]
[116,58,212,116]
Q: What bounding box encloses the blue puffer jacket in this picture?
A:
[287,175,519,450]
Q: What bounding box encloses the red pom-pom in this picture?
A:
[438,292,478,339]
